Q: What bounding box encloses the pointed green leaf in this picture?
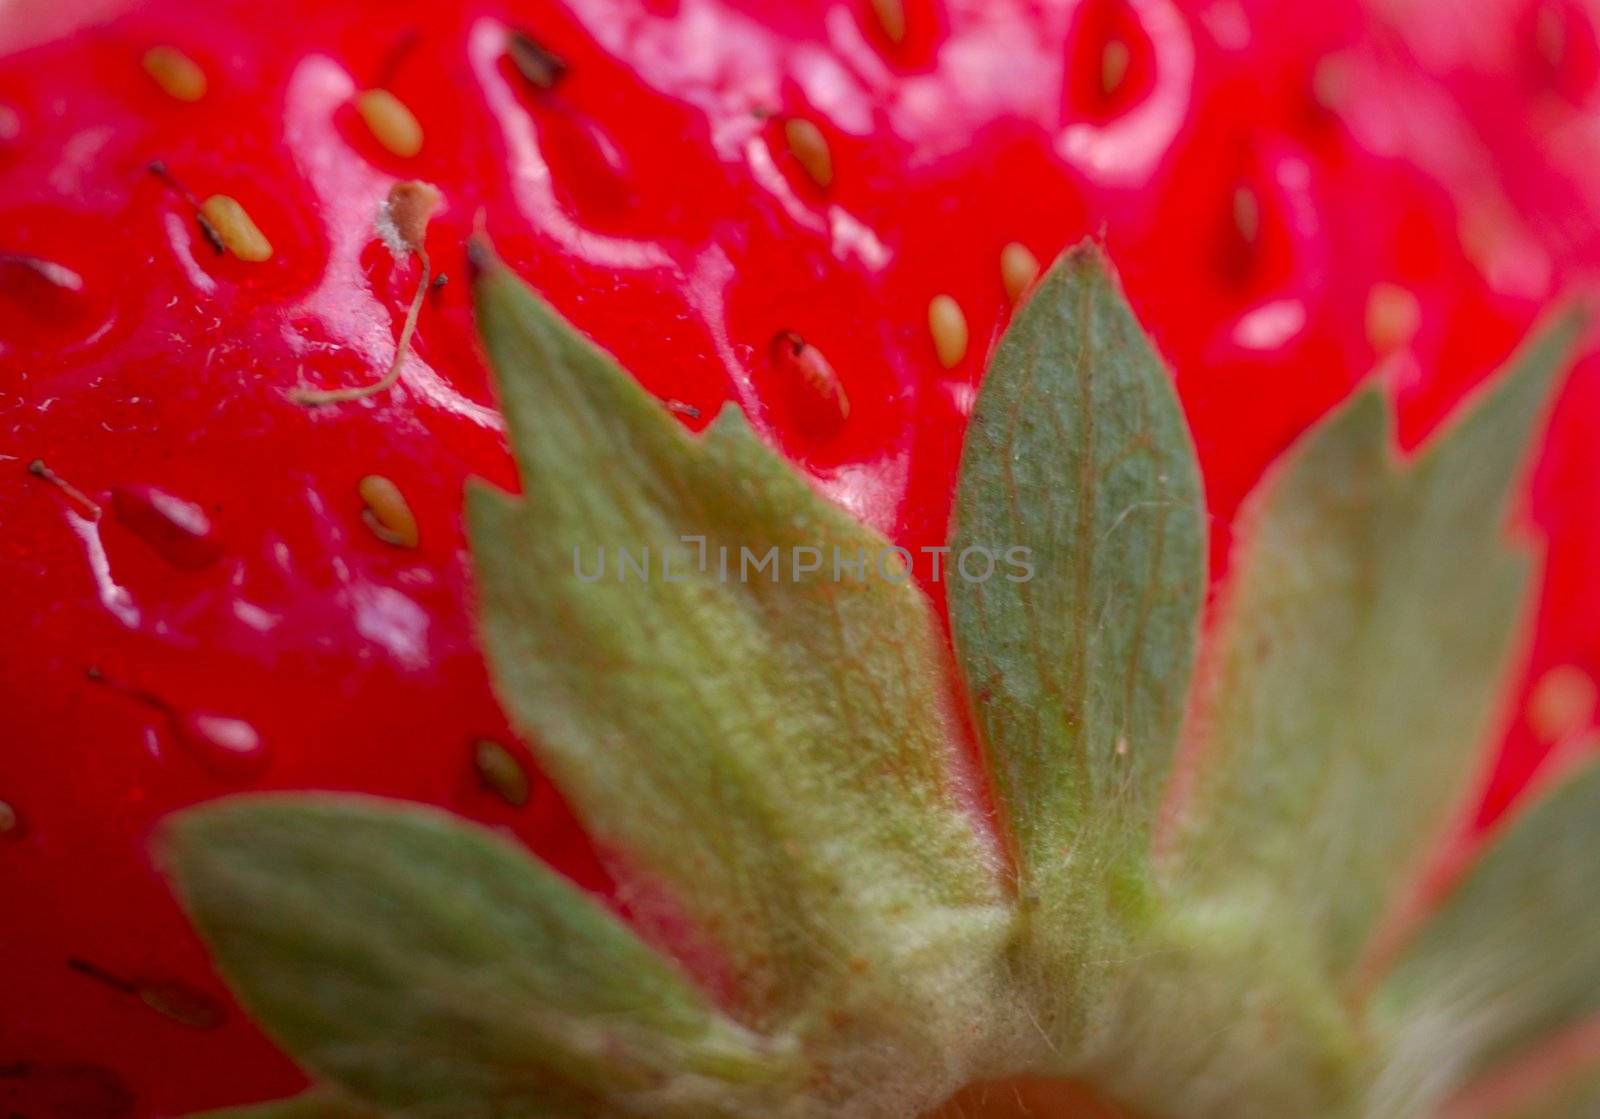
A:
[466,247,1011,1083]
[1170,312,1581,982]
[947,242,1205,918]
[160,241,1586,1119]
[1370,756,1600,1116]
[163,795,793,1119]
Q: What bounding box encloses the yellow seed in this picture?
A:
[928,294,968,369]
[199,195,273,262]
[784,118,833,189]
[1101,40,1130,95]
[1529,664,1596,742]
[358,475,419,548]
[1365,282,1422,354]
[1000,242,1040,302]
[356,89,424,158]
[869,0,906,43]
[142,45,206,102]
[0,800,16,835]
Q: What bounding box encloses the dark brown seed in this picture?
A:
[507,29,567,89]
[68,958,225,1030]
[139,981,227,1030]
[474,739,531,806]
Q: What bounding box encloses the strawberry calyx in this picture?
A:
[162,243,1600,1119]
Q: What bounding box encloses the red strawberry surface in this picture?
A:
[2,1,1598,1115]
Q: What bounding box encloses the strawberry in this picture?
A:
[1,1,1597,1117]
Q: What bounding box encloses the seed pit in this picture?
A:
[507,28,568,89]
[110,484,222,569]
[770,330,850,438]
[0,251,85,292]
[1232,185,1261,246]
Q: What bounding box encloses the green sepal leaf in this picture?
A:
[163,795,794,1119]
[1169,310,1582,982]
[947,236,1203,883]
[156,235,1593,1119]
[466,244,1012,1097]
[1370,755,1600,1117]
[947,240,1205,959]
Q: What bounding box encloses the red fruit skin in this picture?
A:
[0,1,1597,1114]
